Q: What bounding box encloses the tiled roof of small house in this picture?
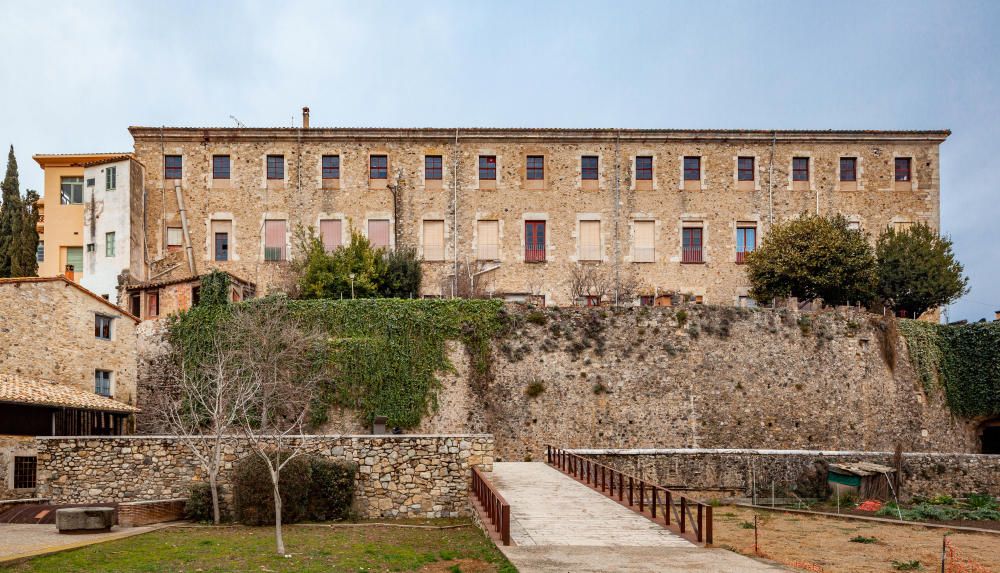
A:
[125,271,255,290]
[0,373,139,413]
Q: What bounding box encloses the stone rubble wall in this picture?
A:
[0,435,38,499]
[34,434,494,519]
[573,448,1000,500]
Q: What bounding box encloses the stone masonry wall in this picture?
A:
[34,435,494,519]
[0,435,38,499]
[573,448,1000,500]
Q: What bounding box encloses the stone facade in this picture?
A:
[0,277,139,406]
[0,435,38,499]
[130,126,947,306]
[573,448,1000,500]
[34,434,494,519]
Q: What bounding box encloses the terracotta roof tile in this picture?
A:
[0,373,139,413]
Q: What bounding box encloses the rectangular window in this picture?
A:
[147,291,159,317]
[65,247,83,275]
[36,241,44,262]
[579,220,601,261]
[581,156,599,180]
[214,232,229,261]
[477,220,499,260]
[263,219,287,261]
[736,225,756,263]
[422,220,445,261]
[370,155,388,179]
[106,166,117,190]
[105,232,115,257]
[213,155,230,179]
[13,456,36,489]
[840,157,857,182]
[166,227,183,248]
[425,155,443,180]
[682,226,703,263]
[633,220,655,263]
[526,155,544,180]
[266,155,284,180]
[320,219,342,252]
[322,155,340,179]
[525,221,546,262]
[738,157,755,181]
[895,157,911,182]
[636,156,653,181]
[684,156,701,181]
[164,155,182,180]
[793,157,809,181]
[129,293,140,316]
[95,314,112,340]
[738,296,756,308]
[479,155,497,180]
[60,176,84,204]
[95,370,112,397]
[368,219,390,248]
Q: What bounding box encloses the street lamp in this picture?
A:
[349,272,355,299]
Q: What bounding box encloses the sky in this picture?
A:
[1,0,997,321]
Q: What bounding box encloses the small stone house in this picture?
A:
[122,271,256,320]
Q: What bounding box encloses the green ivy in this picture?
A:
[899,319,1000,418]
[167,298,504,430]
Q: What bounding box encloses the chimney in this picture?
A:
[302,107,310,129]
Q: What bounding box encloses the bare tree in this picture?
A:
[569,264,612,304]
[229,300,329,555]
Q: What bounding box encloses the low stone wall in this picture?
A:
[35,434,494,519]
[571,448,1000,500]
[118,498,187,527]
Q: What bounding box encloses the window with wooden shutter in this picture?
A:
[368,219,390,249]
[682,226,703,263]
[264,220,287,261]
[65,247,83,275]
[579,220,601,262]
[320,219,342,252]
[422,220,445,261]
[524,221,546,262]
[633,221,655,263]
[477,220,499,261]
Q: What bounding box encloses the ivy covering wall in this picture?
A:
[167,298,505,429]
[899,319,1000,418]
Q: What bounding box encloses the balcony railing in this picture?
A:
[681,247,703,263]
[525,247,546,262]
[735,250,751,264]
[264,246,286,262]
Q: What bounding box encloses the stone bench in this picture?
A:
[55,507,115,533]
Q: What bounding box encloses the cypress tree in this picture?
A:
[11,188,40,277]
[0,145,21,277]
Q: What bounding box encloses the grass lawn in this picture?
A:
[4,519,517,573]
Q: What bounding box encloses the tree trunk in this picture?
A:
[209,470,221,525]
[272,473,285,555]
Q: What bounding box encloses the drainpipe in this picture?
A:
[767,131,776,227]
[452,128,460,298]
[174,182,195,275]
[613,130,622,306]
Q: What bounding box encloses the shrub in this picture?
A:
[964,493,999,510]
[675,310,688,328]
[892,560,923,571]
[233,452,313,526]
[526,310,548,325]
[850,535,878,544]
[525,380,545,398]
[308,458,357,521]
[184,482,217,522]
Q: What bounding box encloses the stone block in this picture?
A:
[56,507,116,533]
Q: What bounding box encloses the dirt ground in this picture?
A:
[713,506,1000,573]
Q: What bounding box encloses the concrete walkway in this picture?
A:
[0,523,164,566]
[488,462,784,572]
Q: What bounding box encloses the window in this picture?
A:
[633,220,655,263]
[479,156,497,180]
[847,220,862,231]
[525,221,546,262]
[792,157,809,181]
[636,156,653,181]
[192,286,200,306]
[147,291,159,317]
[683,157,701,181]
[320,219,342,252]
[368,219,390,249]
[322,155,340,179]
[86,178,95,187]
[736,225,756,263]
[60,176,84,204]
[105,232,115,257]
[95,314,112,340]
[581,156,599,180]
[422,220,445,261]
[263,219,287,261]
[585,295,600,307]
[425,155,443,180]
[164,155,182,180]
[36,241,44,262]
[682,226,703,263]
[738,157,755,181]
[266,155,284,180]
[214,232,229,261]
[65,247,83,275]
[95,370,112,397]
[640,295,655,306]
[738,296,756,308]
[129,293,140,316]
[166,227,183,249]
[477,220,499,260]
[895,157,911,182]
[526,155,544,180]
[86,243,95,253]
[370,155,388,179]
[106,166,117,190]
[840,157,857,182]
[579,220,601,261]
[13,456,36,489]
[213,155,230,179]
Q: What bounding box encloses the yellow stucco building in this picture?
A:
[32,153,127,281]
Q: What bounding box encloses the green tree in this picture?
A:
[11,188,40,277]
[295,229,387,299]
[876,223,967,318]
[746,213,878,306]
[0,145,21,277]
[197,269,232,307]
[382,246,422,298]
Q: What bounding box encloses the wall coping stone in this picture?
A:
[567,448,1000,458]
[35,434,492,441]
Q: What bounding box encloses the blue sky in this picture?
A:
[2,0,997,320]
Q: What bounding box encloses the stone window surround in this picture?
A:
[521,150,547,191]
[731,153,762,192]
[891,151,918,192]
[846,214,863,231]
[472,214,504,263]
[630,152,657,191]
[732,216,762,263]
[419,214,448,262]
[94,312,114,342]
[476,151,500,190]
[671,215,709,264]
[95,369,114,398]
[315,212,348,249]
[205,213,238,262]
[572,213,604,263]
[318,153,343,189]
[161,150,185,187]
[678,154,706,191]
[368,152,391,189]
[260,152,287,190]
[627,215,658,264]
[363,213,395,250]
[259,212,291,262]
[208,151,233,189]
[576,152,602,190]
[6,450,37,492]
[787,153,816,191]
[419,151,448,190]
[834,153,865,192]
[519,212,550,263]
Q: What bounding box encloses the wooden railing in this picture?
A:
[546,446,712,545]
[471,466,511,545]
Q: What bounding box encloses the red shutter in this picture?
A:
[369,220,390,248]
[320,219,342,252]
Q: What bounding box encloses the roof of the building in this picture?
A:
[0,276,139,323]
[0,373,139,413]
[80,154,135,168]
[32,152,134,168]
[125,270,255,291]
[828,462,896,477]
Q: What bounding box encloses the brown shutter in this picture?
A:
[634,221,655,262]
[320,219,342,252]
[579,220,601,261]
[422,220,445,261]
[477,220,499,260]
[368,219,390,248]
[264,220,287,261]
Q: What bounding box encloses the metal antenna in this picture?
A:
[229,115,246,128]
